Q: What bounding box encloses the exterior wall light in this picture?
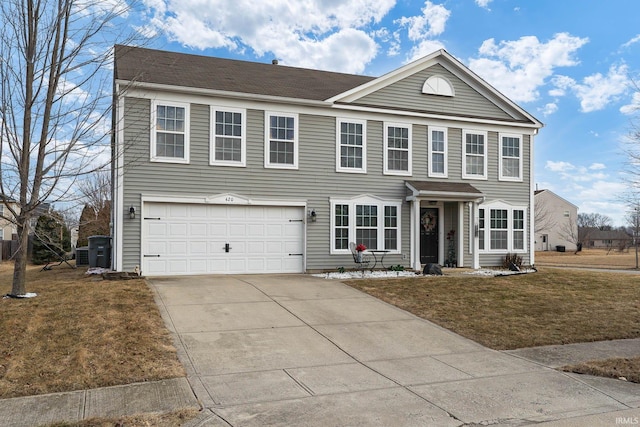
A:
[308,209,317,222]
[129,206,136,219]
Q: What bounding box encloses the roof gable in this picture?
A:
[328,49,542,127]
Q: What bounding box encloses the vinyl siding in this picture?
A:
[120,94,533,271]
[355,64,520,121]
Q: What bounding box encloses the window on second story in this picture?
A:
[151,100,190,164]
[265,112,298,169]
[336,119,366,173]
[211,108,246,167]
[462,130,487,180]
[499,133,522,181]
[428,127,447,177]
[384,123,412,176]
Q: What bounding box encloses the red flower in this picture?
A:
[355,243,367,252]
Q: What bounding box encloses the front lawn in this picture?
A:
[346,268,640,350]
[0,262,185,399]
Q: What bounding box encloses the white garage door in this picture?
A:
[142,203,305,276]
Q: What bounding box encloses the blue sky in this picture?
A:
[130,0,640,225]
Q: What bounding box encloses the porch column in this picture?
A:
[472,202,480,269]
[457,202,464,267]
[412,199,421,271]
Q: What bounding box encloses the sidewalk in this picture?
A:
[0,377,199,427]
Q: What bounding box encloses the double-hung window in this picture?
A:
[151,100,190,163]
[384,123,412,175]
[211,107,246,167]
[265,112,298,169]
[462,130,487,179]
[336,119,366,173]
[478,203,527,252]
[330,197,402,254]
[499,133,522,181]
[428,127,447,177]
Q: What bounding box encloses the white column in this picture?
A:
[457,202,464,267]
[473,202,480,269]
[412,199,421,271]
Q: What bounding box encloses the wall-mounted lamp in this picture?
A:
[129,206,136,219]
[308,209,317,222]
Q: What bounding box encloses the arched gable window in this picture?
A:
[422,75,455,97]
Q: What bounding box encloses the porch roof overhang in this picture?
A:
[405,181,485,202]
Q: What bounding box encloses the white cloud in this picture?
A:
[622,34,640,49]
[552,64,630,112]
[589,163,606,170]
[621,91,640,115]
[475,0,492,9]
[546,160,576,173]
[396,1,451,40]
[539,102,558,116]
[394,1,451,63]
[468,33,588,103]
[141,0,395,73]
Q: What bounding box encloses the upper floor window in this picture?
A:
[428,127,448,177]
[151,100,190,164]
[384,123,412,176]
[330,196,402,254]
[211,108,246,167]
[462,130,487,180]
[499,133,522,181]
[265,112,298,169]
[336,119,366,173]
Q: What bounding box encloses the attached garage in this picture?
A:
[142,202,305,276]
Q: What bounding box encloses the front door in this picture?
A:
[420,207,438,264]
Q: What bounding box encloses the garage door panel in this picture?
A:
[143,202,304,276]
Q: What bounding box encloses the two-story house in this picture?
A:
[534,189,578,252]
[112,45,543,276]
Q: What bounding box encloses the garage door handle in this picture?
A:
[144,254,161,257]
[289,253,303,256]
[144,217,161,220]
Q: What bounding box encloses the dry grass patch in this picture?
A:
[0,262,184,399]
[347,268,640,350]
[562,357,640,384]
[536,248,638,269]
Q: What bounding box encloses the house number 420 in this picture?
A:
[225,196,235,202]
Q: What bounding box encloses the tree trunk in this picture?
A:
[11,221,29,296]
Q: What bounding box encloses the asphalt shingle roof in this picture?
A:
[114,45,375,101]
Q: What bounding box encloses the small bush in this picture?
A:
[389,264,405,271]
[503,253,523,269]
[337,266,346,273]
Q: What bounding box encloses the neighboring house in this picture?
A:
[583,228,631,250]
[0,201,18,242]
[534,189,578,251]
[112,45,543,276]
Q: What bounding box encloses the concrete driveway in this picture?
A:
[149,274,639,426]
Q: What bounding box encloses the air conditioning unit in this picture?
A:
[76,247,89,266]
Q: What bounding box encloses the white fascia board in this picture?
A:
[115,79,331,108]
[114,83,125,271]
[326,50,444,103]
[331,103,543,130]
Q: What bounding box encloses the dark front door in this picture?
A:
[420,208,438,264]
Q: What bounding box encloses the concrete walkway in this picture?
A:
[149,274,640,426]
[0,274,638,426]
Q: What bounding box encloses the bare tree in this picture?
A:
[77,170,111,246]
[534,196,557,234]
[0,0,135,295]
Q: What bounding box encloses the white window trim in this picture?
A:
[336,118,367,174]
[428,126,448,178]
[498,133,523,182]
[329,196,402,255]
[210,106,247,167]
[462,129,488,180]
[478,201,527,253]
[264,111,299,170]
[383,122,412,176]
[150,99,190,164]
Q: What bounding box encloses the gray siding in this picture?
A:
[356,65,519,121]
[121,95,533,271]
